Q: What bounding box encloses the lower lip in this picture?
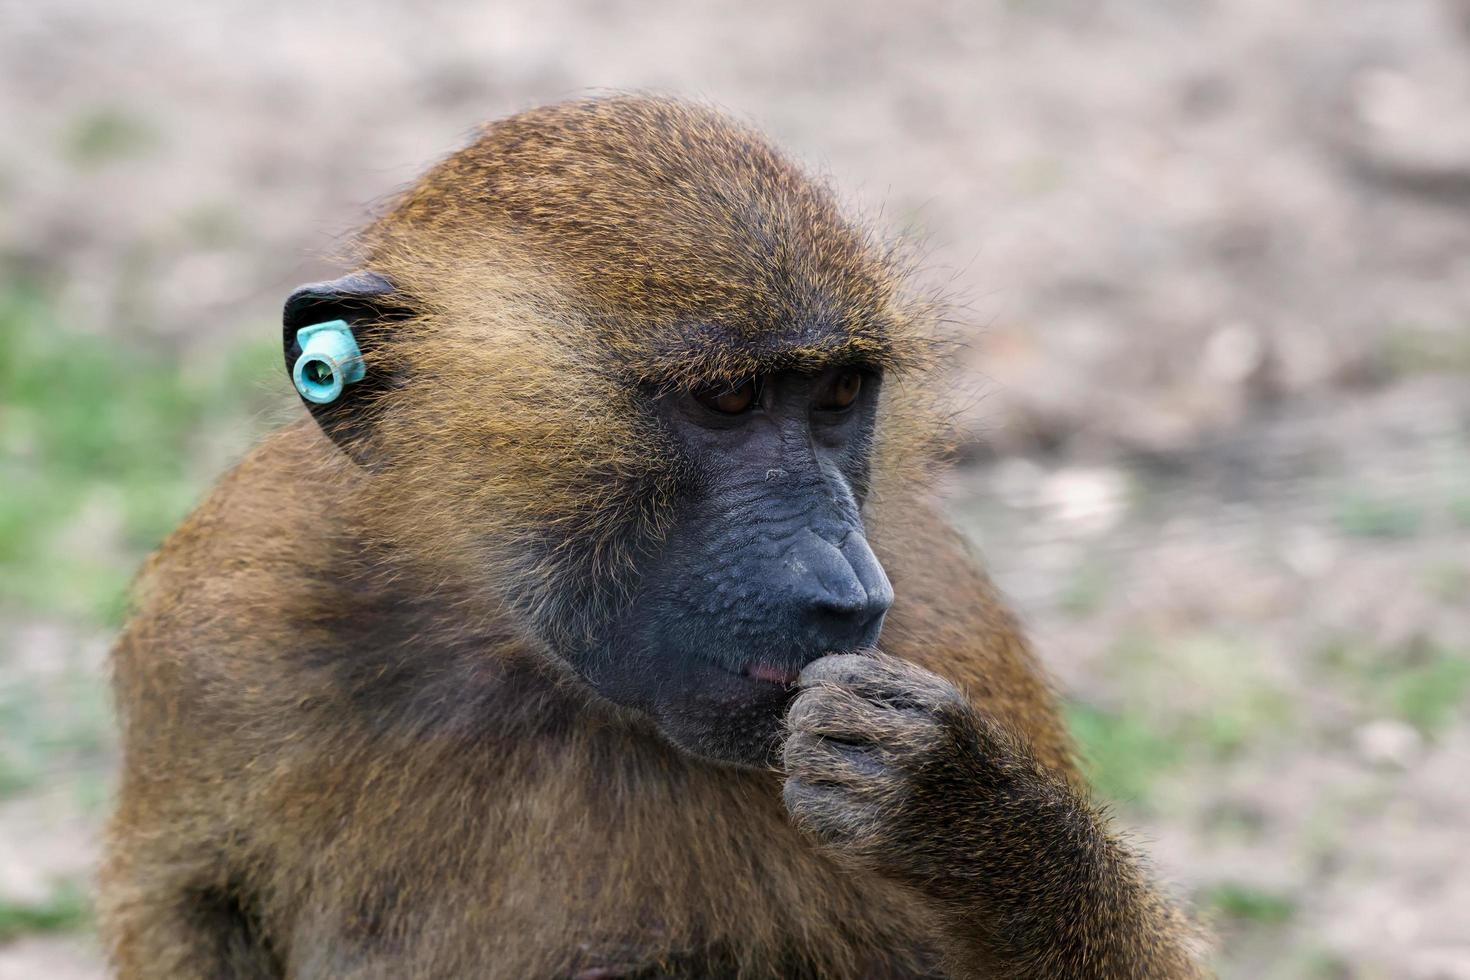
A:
[743,663,800,686]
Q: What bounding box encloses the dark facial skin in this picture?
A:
[577,365,894,768]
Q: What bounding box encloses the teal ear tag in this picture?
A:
[292,320,365,404]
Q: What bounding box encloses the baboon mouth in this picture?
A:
[742,662,801,686]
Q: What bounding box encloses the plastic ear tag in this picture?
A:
[292,320,365,404]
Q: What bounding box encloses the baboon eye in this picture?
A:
[695,378,758,415]
[817,369,863,411]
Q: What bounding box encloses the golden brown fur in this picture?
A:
[100,96,1202,978]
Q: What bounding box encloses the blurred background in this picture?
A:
[2,0,1469,976]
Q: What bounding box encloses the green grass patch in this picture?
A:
[1198,882,1295,926]
[1333,494,1422,539]
[1064,702,1182,805]
[62,106,160,167]
[1067,632,1295,809]
[0,883,90,940]
[1318,638,1470,735]
[0,280,281,624]
[1383,652,1470,734]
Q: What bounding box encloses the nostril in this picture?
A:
[810,589,869,619]
[805,587,890,643]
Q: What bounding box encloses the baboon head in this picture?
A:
[282,96,944,767]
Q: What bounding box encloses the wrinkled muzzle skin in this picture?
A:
[572,374,894,768]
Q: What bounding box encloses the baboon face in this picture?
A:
[578,365,893,768]
[286,97,931,769]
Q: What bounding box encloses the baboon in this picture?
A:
[100,96,1206,978]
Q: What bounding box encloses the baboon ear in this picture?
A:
[282,271,404,466]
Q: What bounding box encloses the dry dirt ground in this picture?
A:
[2,0,1469,976]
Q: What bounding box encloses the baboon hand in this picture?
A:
[781,651,1053,887]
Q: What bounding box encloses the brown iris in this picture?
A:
[817,369,863,411]
[695,378,758,414]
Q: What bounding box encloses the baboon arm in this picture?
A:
[924,802,1209,979]
[784,651,1209,979]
